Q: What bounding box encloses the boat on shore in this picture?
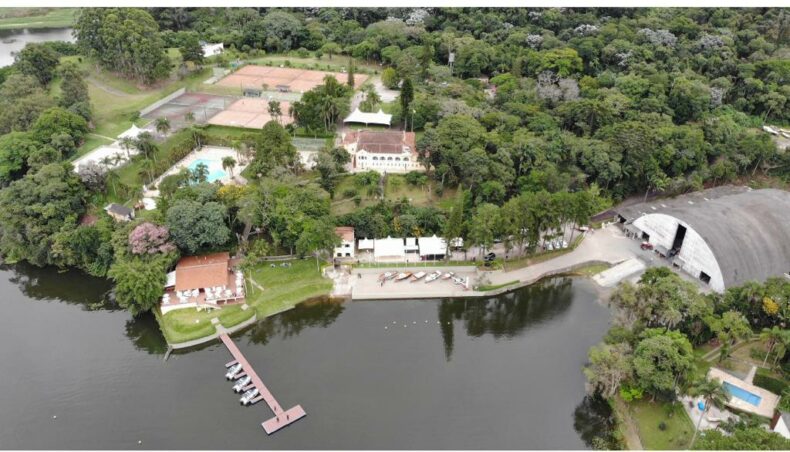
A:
[425,271,442,283]
[395,272,412,281]
[410,271,427,281]
[441,271,454,280]
[379,271,396,281]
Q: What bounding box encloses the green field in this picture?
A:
[0,8,76,29]
[158,258,332,345]
[628,399,694,450]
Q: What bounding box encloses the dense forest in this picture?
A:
[0,7,788,313]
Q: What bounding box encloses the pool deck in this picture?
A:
[707,367,779,418]
[144,145,249,198]
[219,333,307,434]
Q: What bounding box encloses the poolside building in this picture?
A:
[160,252,246,314]
[334,227,355,258]
[341,130,424,174]
[615,187,790,293]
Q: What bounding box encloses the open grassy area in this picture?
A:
[330,173,457,215]
[247,54,380,75]
[567,262,610,277]
[627,399,694,450]
[157,258,332,345]
[0,8,76,29]
[477,280,519,291]
[502,234,585,271]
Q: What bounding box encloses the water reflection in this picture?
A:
[124,314,168,355]
[573,394,620,450]
[1,263,113,308]
[246,296,345,345]
[438,277,575,360]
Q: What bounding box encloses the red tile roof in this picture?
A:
[335,226,355,242]
[175,252,230,291]
[346,130,416,155]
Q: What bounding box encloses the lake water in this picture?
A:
[0,27,74,67]
[0,263,616,449]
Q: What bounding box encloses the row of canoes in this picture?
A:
[378,270,457,283]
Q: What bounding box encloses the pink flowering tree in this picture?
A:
[129,222,176,255]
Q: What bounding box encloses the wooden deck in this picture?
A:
[219,333,307,434]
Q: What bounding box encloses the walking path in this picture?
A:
[86,76,132,97]
[219,333,307,434]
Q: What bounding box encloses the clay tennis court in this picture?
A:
[216,65,368,94]
[142,92,233,128]
[207,98,293,129]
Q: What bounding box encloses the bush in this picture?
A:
[342,187,357,199]
[658,422,667,431]
[296,47,310,58]
[353,195,362,206]
[754,369,788,395]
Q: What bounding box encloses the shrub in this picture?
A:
[619,383,644,402]
[658,422,667,431]
[353,195,362,206]
[342,187,357,199]
[754,369,788,395]
[296,47,310,58]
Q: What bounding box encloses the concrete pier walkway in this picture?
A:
[219,333,307,434]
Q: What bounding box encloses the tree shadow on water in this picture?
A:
[246,296,345,346]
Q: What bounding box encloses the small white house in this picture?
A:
[202,43,224,58]
[334,227,355,258]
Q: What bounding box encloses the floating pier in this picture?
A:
[219,333,307,434]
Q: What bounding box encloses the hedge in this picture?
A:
[753,369,788,395]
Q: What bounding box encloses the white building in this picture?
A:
[334,227,355,258]
[358,238,374,251]
[616,187,790,293]
[202,43,224,58]
[374,236,406,262]
[343,108,392,127]
[419,235,447,260]
[341,130,424,174]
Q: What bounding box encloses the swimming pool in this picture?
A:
[723,381,762,406]
[188,158,227,183]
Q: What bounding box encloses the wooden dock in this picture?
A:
[219,333,307,434]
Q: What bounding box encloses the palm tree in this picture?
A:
[134,132,158,163]
[119,136,135,159]
[155,117,171,136]
[222,156,237,177]
[688,379,728,449]
[106,170,120,197]
[99,155,114,170]
[760,327,785,367]
[140,158,156,183]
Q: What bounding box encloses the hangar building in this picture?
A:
[616,187,790,293]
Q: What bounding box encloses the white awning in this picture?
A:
[419,235,447,256]
[165,271,176,288]
[405,237,418,251]
[358,238,374,250]
[117,124,144,140]
[343,108,392,126]
[374,236,405,258]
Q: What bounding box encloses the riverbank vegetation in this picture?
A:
[584,268,790,449]
[0,8,76,30]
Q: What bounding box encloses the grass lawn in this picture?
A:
[0,7,76,29]
[157,258,332,345]
[569,262,610,277]
[330,173,457,216]
[478,280,518,291]
[247,54,380,75]
[628,399,694,450]
[503,234,585,271]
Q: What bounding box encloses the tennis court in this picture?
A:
[142,92,234,128]
[207,98,293,129]
[216,65,367,94]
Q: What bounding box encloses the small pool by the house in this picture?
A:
[723,381,762,406]
[188,158,227,183]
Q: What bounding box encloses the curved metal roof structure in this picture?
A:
[617,187,790,288]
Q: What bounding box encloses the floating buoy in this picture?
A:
[412,321,416,324]
[384,326,388,330]
[436,321,440,324]
[138,440,142,445]
[392,321,396,324]
[52,415,57,419]
[425,320,428,323]
[403,324,407,328]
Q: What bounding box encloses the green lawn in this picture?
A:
[571,262,611,276]
[0,7,76,29]
[628,399,694,450]
[157,258,332,345]
[478,280,518,291]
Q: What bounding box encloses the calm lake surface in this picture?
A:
[0,263,616,449]
[0,28,74,67]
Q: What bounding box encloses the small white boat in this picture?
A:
[240,388,259,405]
[562,240,569,249]
[441,272,454,280]
[452,276,465,285]
[425,271,442,283]
[411,271,427,281]
[395,272,412,281]
[380,271,396,281]
[225,363,242,380]
[233,375,251,392]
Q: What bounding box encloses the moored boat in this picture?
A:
[379,271,396,281]
[240,388,259,405]
[232,375,251,392]
[411,271,427,281]
[225,363,242,380]
[395,272,412,281]
[425,271,442,283]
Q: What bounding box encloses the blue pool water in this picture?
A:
[188,158,226,182]
[723,381,762,406]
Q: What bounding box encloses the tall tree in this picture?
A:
[399,77,414,128]
[14,42,60,86]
